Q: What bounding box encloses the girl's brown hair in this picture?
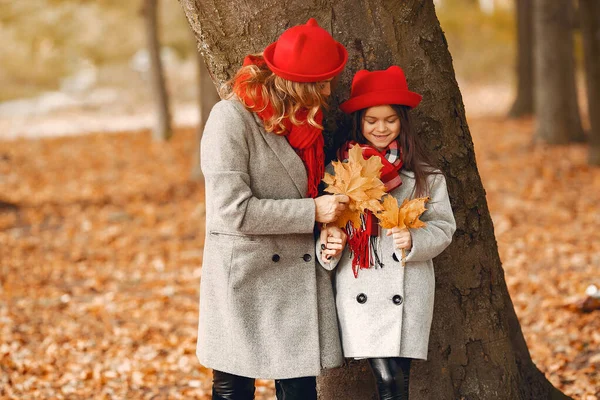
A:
[225,54,329,134]
[350,105,438,197]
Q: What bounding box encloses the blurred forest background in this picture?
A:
[1,0,599,399]
[0,0,522,138]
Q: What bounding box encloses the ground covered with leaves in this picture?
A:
[1,118,598,399]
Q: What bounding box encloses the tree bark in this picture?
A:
[508,0,534,118]
[178,1,571,398]
[190,51,221,181]
[579,0,600,165]
[143,0,172,141]
[533,0,585,144]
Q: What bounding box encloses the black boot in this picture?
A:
[212,369,255,400]
[275,376,317,400]
[368,357,412,400]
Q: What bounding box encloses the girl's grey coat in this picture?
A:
[198,99,343,379]
[318,169,456,359]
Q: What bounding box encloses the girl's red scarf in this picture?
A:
[233,55,324,198]
[338,141,404,278]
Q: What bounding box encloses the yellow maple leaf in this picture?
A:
[401,197,428,228]
[378,195,429,266]
[334,204,363,229]
[378,195,402,229]
[353,145,384,179]
[322,144,386,228]
[378,196,429,229]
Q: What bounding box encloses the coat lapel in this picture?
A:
[253,113,308,197]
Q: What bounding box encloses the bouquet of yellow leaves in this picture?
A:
[322,145,387,229]
[378,196,430,266]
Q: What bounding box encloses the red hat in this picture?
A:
[339,66,422,114]
[263,18,348,83]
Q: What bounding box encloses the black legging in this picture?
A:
[212,369,317,400]
[368,357,412,400]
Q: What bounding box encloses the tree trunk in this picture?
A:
[579,0,600,165]
[178,1,571,398]
[533,0,584,144]
[143,0,172,141]
[190,51,221,181]
[508,0,534,118]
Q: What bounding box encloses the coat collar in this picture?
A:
[251,112,308,197]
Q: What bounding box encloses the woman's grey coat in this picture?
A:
[198,99,343,379]
[318,169,456,360]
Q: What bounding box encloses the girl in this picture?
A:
[318,66,456,400]
[199,19,349,400]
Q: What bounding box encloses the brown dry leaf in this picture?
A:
[378,194,401,229]
[400,197,429,228]
[355,146,384,181]
[323,144,386,228]
[378,196,429,230]
[335,204,363,229]
[378,196,429,266]
[2,114,600,399]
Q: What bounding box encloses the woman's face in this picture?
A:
[317,77,335,97]
[362,105,401,151]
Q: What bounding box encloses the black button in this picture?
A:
[392,253,399,262]
[272,254,280,262]
[303,254,312,262]
[356,293,367,304]
[393,295,403,305]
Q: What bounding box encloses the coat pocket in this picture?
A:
[209,230,257,241]
[229,239,279,290]
[202,232,235,290]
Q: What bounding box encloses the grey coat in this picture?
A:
[317,169,455,360]
[197,99,343,379]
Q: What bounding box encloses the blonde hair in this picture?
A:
[224,54,329,134]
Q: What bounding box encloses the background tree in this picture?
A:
[143,0,172,141]
[508,0,534,118]
[579,0,600,165]
[533,0,584,144]
[190,52,221,180]
[178,0,570,398]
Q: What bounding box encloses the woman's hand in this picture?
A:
[314,195,349,223]
[386,227,412,251]
[319,226,347,263]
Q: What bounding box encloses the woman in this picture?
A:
[198,18,349,400]
[318,66,456,399]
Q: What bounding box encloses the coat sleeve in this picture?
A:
[200,100,316,235]
[401,173,456,263]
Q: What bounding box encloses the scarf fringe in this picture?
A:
[347,213,384,278]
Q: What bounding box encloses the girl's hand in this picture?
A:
[386,227,412,251]
[314,195,350,223]
[320,226,347,263]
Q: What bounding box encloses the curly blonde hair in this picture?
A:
[225,54,329,134]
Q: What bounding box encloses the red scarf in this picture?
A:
[338,141,404,278]
[233,55,325,198]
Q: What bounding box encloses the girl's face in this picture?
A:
[362,105,401,151]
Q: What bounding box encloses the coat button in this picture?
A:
[272,254,280,262]
[393,295,403,305]
[392,253,399,262]
[303,254,312,262]
[356,293,367,304]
